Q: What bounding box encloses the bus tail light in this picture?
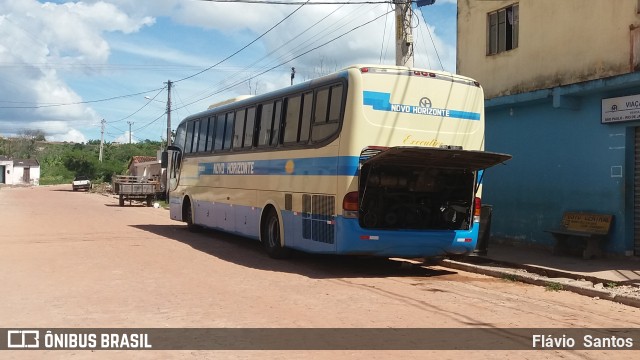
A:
[343,191,359,218]
[360,67,369,73]
[474,197,482,220]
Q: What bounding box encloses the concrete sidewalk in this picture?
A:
[477,243,640,285]
[437,243,640,308]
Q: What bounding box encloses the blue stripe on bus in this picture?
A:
[198,156,361,177]
[363,91,481,121]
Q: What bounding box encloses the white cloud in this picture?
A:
[113,130,137,144]
[47,128,87,143]
[0,0,154,140]
[0,0,457,142]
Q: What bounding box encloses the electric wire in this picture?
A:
[172,0,311,84]
[0,88,166,109]
[186,1,350,101]
[379,2,391,64]
[198,0,408,4]
[176,0,356,103]
[173,9,393,112]
[418,7,443,70]
[107,86,166,124]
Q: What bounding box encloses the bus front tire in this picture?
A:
[184,198,199,232]
[262,209,290,259]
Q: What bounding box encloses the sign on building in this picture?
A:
[602,94,640,123]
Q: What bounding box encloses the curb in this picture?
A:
[437,259,640,309]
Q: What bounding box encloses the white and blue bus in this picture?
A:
[166,65,510,258]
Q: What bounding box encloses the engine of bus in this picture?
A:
[358,164,475,230]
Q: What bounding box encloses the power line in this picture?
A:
[107,86,167,124]
[173,9,393,112]
[418,7,443,70]
[173,0,311,84]
[379,2,391,64]
[198,0,405,4]
[0,88,165,109]
[183,0,349,103]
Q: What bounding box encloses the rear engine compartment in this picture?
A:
[359,163,475,230]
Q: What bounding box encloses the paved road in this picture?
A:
[1,185,639,359]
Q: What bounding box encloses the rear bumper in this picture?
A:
[334,216,479,258]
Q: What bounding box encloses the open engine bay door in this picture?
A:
[357,147,511,230]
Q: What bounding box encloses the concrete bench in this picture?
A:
[545,212,613,259]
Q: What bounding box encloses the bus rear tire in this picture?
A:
[262,208,290,259]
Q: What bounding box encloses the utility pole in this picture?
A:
[165,80,172,148]
[99,119,105,162]
[127,121,134,144]
[394,0,414,67]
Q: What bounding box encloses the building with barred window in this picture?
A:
[457,0,640,256]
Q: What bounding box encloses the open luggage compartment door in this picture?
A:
[358,147,511,231]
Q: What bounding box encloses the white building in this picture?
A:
[0,156,40,186]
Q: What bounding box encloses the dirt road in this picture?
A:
[1,185,639,359]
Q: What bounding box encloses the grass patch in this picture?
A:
[502,274,518,282]
[605,282,618,289]
[545,282,563,292]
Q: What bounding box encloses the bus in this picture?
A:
[165,64,511,259]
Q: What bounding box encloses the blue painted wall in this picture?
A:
[483,80,640,255]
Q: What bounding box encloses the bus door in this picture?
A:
[164,146,183,221]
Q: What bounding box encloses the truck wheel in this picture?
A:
[119,194,124,207]
[261,208,290,259]
[146,196,153,207]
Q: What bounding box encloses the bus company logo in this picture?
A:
[285,160,295,174]
[7,330,40,348]
[419,97,432,108]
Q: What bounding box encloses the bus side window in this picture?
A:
[192,120,201,152]
[233,109,246,149]
[213,115,224,152]
[197,118,209,152]
[244,106,256,149]
[207,115,216,152]
[271,100,282,146]
[223,112,234,150]
[283,95,301,144]
[258,102,274,147]
[314,88,329,124]
[299,92,313,143]
[185,120,195,154]
[328,84,343,122]
[311,84,342,142]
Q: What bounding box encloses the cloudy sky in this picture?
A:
[0,0,457,143]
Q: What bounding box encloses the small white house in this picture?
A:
[0,156,12,185]
[0,157,40,186]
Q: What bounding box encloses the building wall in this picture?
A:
[458,0,640,99]
[0,160,12,184]
[11,165,40,186]
[482,75,640,255]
